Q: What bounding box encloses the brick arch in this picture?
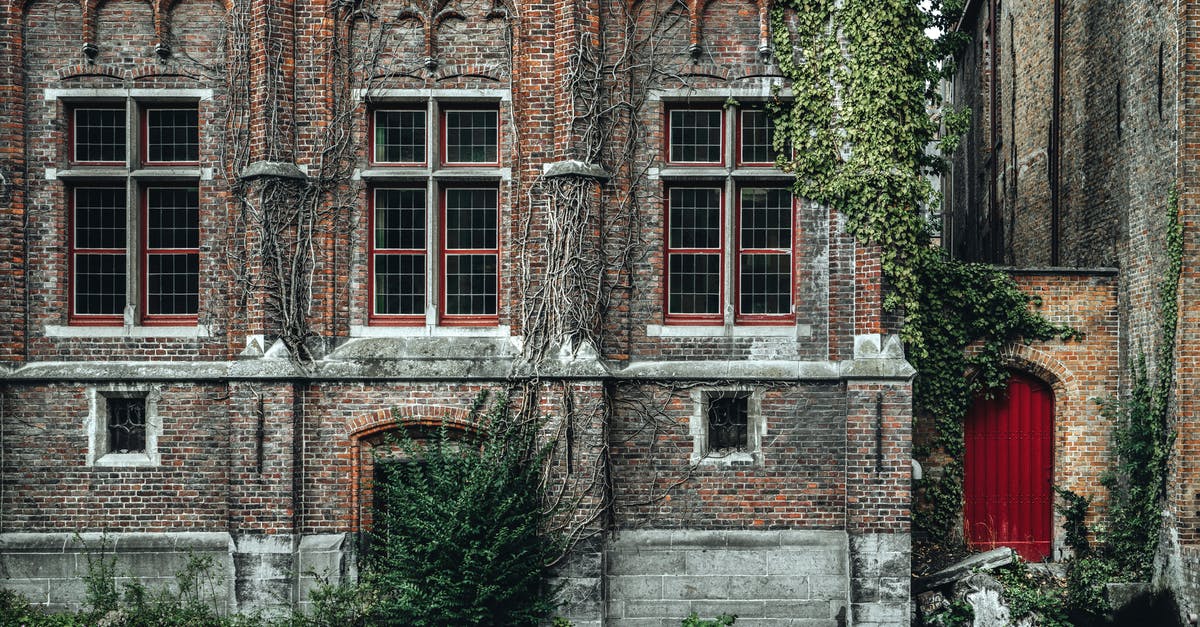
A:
[998,343,1075,400]
[346,404,482,533]
[346,404,480,440]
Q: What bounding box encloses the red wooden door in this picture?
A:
[964,372,1054,561]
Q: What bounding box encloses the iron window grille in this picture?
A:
[707,393,749,452]
[106,397,147,454]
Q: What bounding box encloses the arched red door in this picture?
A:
[964,372,1054,561]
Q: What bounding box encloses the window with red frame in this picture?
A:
[667,107,723,165]
[143,108,199,164]
[71,186,127,320]
[72,107,127,164]
[442,108,499,165]
[144,186,200,320]
[666,187,723,321]
[662,104,795,325]
[737,187,793,320]
[442,187,499,322]
[371,187,427,322]
[372,109,427,165]
[738,108,778,166]
[65,100,201,325]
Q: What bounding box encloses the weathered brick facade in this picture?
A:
[947,0,1200,620]
[0,0,914,624]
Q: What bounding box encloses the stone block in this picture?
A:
[662,575,736,600]
[689,599,767,617]
[851,601,909,624]
[685,549,768,576]
[760,599,831,619]
[608,575,664,600]
[608,549,685,576]
[0,533,70,552]
[723,531,780,548]
[0,553,75,579]
[768,550,845,576]
[624,599,691,618]
[778,530,846,549]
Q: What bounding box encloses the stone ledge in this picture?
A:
[240,161,308,181]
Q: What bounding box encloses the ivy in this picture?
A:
[770,0,1075,541]
[1100,188,1182,577]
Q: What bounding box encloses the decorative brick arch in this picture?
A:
[998,343,1076,400]
[346,404,482,533]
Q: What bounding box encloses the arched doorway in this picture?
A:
[964,371,1055,561]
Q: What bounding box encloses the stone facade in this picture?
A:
[945,0,1200,621]
[0,0,913,624]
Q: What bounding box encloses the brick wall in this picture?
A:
[0,0,913,622]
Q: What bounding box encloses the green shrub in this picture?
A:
[681,613,736,627]
[364,393,561,625]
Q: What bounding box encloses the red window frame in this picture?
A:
[663,185,724,325]
[736,107,779,167]
[141,185,200,325]
[69,106,127,166]
[370,107,429,167]
[439,186,500,326]
[440,105,501,167]
[368,186,427,326]
[68,186,127,325]
[664,106,725,166]
[734,186,795,325]
[141,106,201,167]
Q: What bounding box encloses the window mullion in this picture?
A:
[126,176,138,323]
[723,179,735,326]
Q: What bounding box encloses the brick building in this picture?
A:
[0,0,914,624]
[944,0,1200,619]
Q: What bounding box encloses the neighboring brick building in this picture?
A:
[0,0,913,624]
[945,0,1200,620]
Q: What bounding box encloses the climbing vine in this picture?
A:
[770,0,1075,543]
[1100,188,1182,576]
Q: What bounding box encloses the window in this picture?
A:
[366,99,504,327]
[372,109,427,165]
[86,387,161,467]
[63,100,201,325]
[689,388,763,466]
[707,394,748,451]
[662,103,795,326]
[442,107,499,165]
[107,397,147,454]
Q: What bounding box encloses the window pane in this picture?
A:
[668,253,720,315]
[146,108,199,163]
[375,189,426,250]
[444,254,497,316]
[74,108,126,163]
[669,109,722,163]
[740,253,790,315]
[444,109,498,163]
[669,188,721,249]
[107,397,146,454]
[147,187,200,250]
[147,253,199,316]
[708,395,748,451]
[74,253,126,315]
[740,188,792,250]
[74,188,126,249]
[375,110,427,163]
[444,188,498,250]
[741,109,777,164]
[374,254,425,315]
